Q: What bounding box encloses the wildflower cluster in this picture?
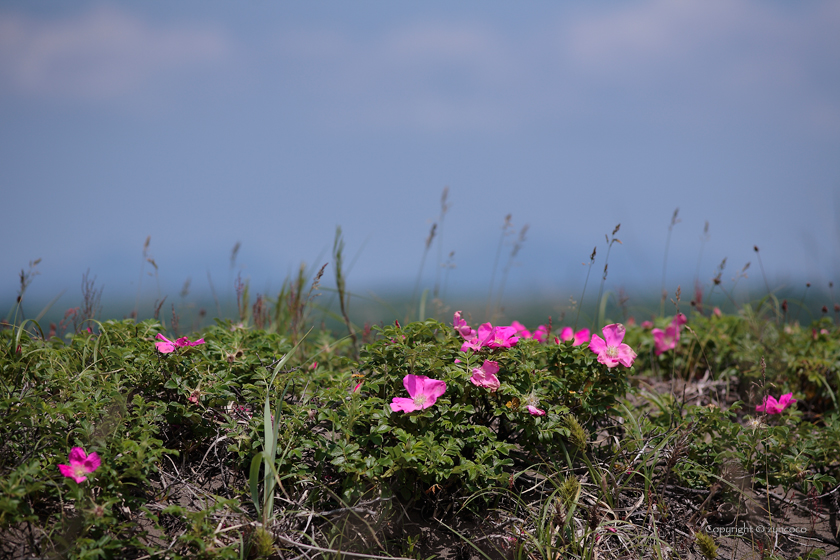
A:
[400,312,635,417]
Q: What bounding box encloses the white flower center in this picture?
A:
[605,345,618,358]
[413,394,428,406]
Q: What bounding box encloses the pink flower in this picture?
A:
[713,307,722,317]
[460,335,482,352]
[155,333,205,354]
[485,325,519,348]
[558,327,590,346]
[589,324,636,368]
[459,322,520,351]
[573,328,591,345]
[532,325,549,343]
[390,374,447,413]
[453,311,477,340]
[756,393,796,415]
[641,321,654,329]
[459,320,490,351]
[470,360,501,391]
[652,324,678,355]
[352,381,363,393]
[510,321,531,339]
[525,394,545,416]
[58,447,101,483]
[652,314,687,355]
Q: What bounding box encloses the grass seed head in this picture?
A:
[559,475,580,510]
[563,415,588,452]
[694,531,718,560]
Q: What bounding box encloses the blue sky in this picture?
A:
[2,1,839,312]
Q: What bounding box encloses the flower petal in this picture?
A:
[82,452,101,473]
[482,360,500,375]
[420,378,447,402]
[69,447,87,462]
[573,329,591,346]
[390,397,419,413]
[617,344,637,367]
[403,374,423,397]
[601,324,625,347]
[588,334,606,354]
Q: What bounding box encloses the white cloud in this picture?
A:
[0,5,232,100]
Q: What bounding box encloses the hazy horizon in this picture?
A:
[3,1,838,308]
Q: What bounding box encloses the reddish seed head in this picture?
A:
[822,306,829,314]
[782,300,788,312]
[835,304,840,312]
[753,245,759,252]
[806,283,811,288]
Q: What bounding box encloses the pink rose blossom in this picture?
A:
[510,321,531,339]
[532,325,549,343]
[652,314,687,355]
[453,311,477,340]
[390,374,447,413]
[485,325,519,348]
[652,324,678,355]
[589,324,636,368]
[756,393,796,415]
[573,328,591,345]
[460,336,482,352]
[155,333,205,354]
[470,360,501,392]
[524,394,545,416]
[58,447,101,483]
[459,322,521,351]
[558,327,591,346]
[641,321,654,329]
